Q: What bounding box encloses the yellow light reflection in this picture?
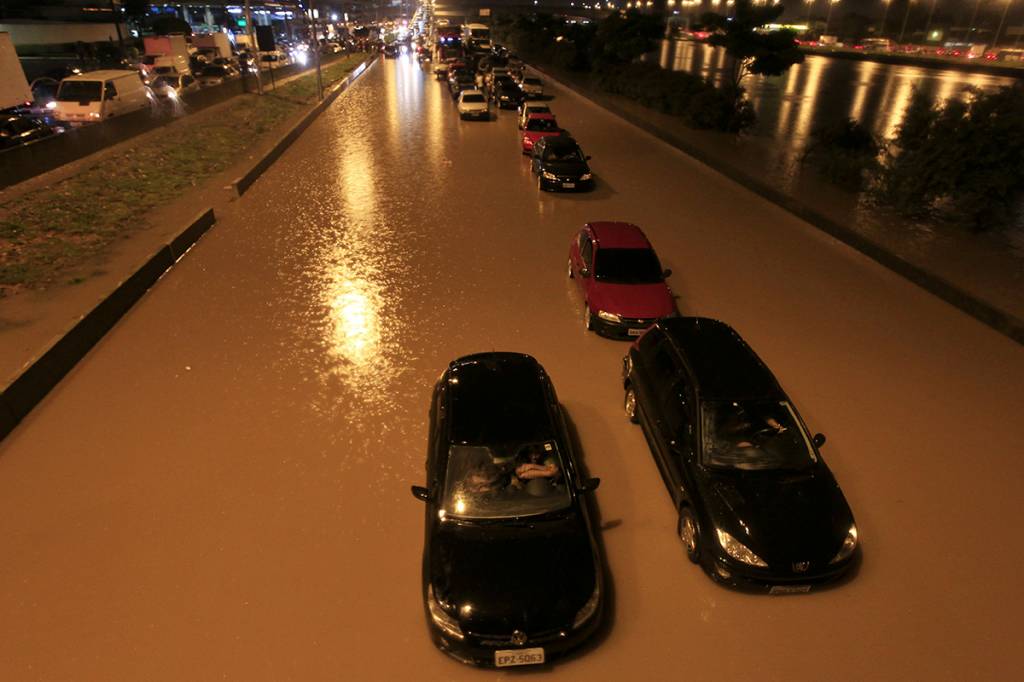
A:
[848,60,878,122]
[328,281,381,367]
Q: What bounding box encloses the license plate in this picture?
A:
[562,182,575,189]
[495,648,545,667]
[769,585,811,595]
[627,328,644,336]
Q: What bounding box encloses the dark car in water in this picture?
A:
[492,81,523,109]
[0,114,56,151]
[411,352,604,667]
[530,136,593,192]
[621,318,859,592]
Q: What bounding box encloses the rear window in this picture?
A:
[462,93,485,103]
[526,118,558,132]
[57,81,102,102]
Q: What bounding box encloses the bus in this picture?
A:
[462,23,491,52]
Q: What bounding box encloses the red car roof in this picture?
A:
[526,112,556,121]
[587,222,651,249]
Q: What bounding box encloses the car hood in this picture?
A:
[588,281,675,319]
[429,516,596,635]
[704,467,855,567]
[541,160,590,177]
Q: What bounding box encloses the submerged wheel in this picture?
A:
[624,386,639,424]
[678,507,701,564]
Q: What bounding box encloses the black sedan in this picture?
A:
[530,136,593,192]
[622,318,859,592]
[0,114,56,151]
[411,352,604,667]
[492,82,524,109]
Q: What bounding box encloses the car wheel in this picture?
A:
[567,259,574,279]
[538,174,544,192]
[624,385,639,424]
[678,507,701,564]
[583,304,595,331]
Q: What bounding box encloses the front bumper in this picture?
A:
[704,551,858,593]
[428,608,603,667]
[540,175,594,193]
[590,315,659,340]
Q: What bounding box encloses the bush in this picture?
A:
[803,118,881,190]
[875,85,1024,231]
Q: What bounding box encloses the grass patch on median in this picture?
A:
[0,53,368,297]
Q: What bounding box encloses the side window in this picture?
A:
[660,376,694,442]
[580,235,593,270]
[103,81,117,99]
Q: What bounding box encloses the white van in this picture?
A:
[51,70,152,125]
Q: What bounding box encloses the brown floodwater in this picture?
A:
[0,52,1021,680]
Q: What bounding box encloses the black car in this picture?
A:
[0,115,56,151]
[383,44,399,58]
[622,318,859,592]
[492,82,524,109]
[448,69,475,98]
[412,353,604,667]
[531,136,593,192]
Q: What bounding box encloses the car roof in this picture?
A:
[657,317,784,401]
[542,135,579,149]
[586,222,651,249]
[445,353,557,447]
[62,70,139,81]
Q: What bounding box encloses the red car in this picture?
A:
[521,112,563,153]
[568,222,676,338]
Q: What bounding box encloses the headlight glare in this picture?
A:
[580,173,592,180]
[716,528,768,567]
[542,171,557,180]
[829,525,858,564]
[597,310,622,323]
[427,584,464,640]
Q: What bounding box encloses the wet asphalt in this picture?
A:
[0,52,1021,680]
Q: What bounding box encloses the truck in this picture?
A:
[0,32,32,110]
[141,35,191,76]
[462,23,491,52]
[193,33,232,60]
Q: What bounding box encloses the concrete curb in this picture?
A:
[533,66,1024,347]
[233,57,376,196]
[0,208,216,442]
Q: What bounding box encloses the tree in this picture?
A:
[591,10,664,67]
[700,0,804,94]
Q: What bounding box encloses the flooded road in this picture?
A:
[1,53,1022,680]
[657,40,1019,160]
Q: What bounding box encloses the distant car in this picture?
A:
[518,102,552,129]
[457,89,490,120]
[621,318,859,592]
[383,44,399,58]
[150,72,199,99]
[518,76,544,99]
[531,136,593,192]
[197,64,239,87]
[411,352,605,668]
[568,222,676,337]
[0,114,56,150]
[492,82,523,109]
[259,51,290,69]
[521,113,563,153]
[449,70,475,99]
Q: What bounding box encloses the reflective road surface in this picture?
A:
[1,53,1022,680]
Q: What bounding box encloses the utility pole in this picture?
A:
[309,0,324,101]
[967,0,982,41]
[994,0,1014,47]
[923,0,936,40]
[880,0,892,37]
[898,0,914,44]
[245,0,263,95]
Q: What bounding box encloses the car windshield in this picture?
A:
[441,442,571,520]
[525,106,550,117]
[462,93,485,103]
[526,118,558,132]
[702,400,817,471]
[57,81,102,102]
[593,248,663,283]
[543,145,584,162]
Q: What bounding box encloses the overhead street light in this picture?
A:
[898,0,915,44]
[825,0,840,35]
[994,0,1014,47]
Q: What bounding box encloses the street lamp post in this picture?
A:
[806,0,814,26]
[898,0,914,44]
[880,0,892,37]
[825,0,840,35]
[967,0,982,41]
[923,0,937,39]
[994,0,1013,47]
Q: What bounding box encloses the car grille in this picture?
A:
[474,627,564,647]
[620,317,656,327]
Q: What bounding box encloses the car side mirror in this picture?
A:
[577,477,600,493]
[663,268,672,278]
[411,485,431,502]
[812,433,827,448]
[580,267,590,278]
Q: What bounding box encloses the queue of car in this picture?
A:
[409,38,860,669]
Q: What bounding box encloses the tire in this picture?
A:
[567,259,574,279]
[584,304,595,331]
[624,385,639,424]
[538,174,544,192]
[678,507,701,564]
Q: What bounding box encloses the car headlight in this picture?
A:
[572,578,601,629]
[716,528,768,567]
[580,173,592,181]
[427,584,464,640]
[596,310,622,323]
[45,101,57,110]
[829,525,858,564]
[542,171,557,180]
[88,112,101,119]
